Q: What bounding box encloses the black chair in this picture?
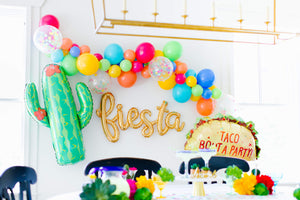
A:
[0,166,37,200]
[179,156,250,174]
[84,157,161,179]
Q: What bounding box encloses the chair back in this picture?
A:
[179,156,249,174]
[0,166,37,200]
[84,157,161,179]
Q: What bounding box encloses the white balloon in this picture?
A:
[88,71,111,94]
[213,94,237,116]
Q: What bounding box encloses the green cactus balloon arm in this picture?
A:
[24,83,50,127]
[76,82,93,130]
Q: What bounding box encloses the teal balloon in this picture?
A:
[163,41,182,61]
[104,43,124,64]
[61,54,78,76]
[172,83,192,103]
[99,59,111,71]
[192,85,203,97]
[185,69,196,77]
[120,59,132,72]
[212,88,222,99]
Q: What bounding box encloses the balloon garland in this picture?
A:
[34,15,222,116]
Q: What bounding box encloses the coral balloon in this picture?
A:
[163,41,182,61]
[88,71,111,94]
[158,73,176,90]
[196,98,214,116]
[39,15,59,29]
[148,56,173,81]
[117,71,137,88]
[61,38,72,50]
[175,74,186,84]
[124,49,136,62]
[141,66,151,78]
[186,76,197,87]
[175,62,188,74]
[108,65,122,78]
[80,45,91,54]
[132,61,143,73]
[135,42,155,63]
[104,43,124,65]
[33,25,62,54]
[76,53,99,75]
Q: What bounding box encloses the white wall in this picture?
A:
[34,0,234,199]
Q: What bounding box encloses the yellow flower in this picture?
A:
[135,175,155,193]
[233,173,257,195]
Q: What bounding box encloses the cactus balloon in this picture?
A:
[25,64,93,165]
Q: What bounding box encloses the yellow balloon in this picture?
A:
[154,50,164,57]
[186,76,197,87]
[209,85,216,90]
[190,94,201,102]
[77,53,99,75]
[109,65,122,78]
[158,73,176,90]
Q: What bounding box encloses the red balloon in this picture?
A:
[39,15,60,29]
[117,71,137,88]
[135,42,155,63]
[196,98,214,116]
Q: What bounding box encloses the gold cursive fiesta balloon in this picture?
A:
[96,92,120,143]
[96,93,185,142]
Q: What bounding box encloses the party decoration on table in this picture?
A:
[80,178,129,200]
[184,114,260,161]
[294,187,300,200]
[24,64,93,165]
[127,179,137,200]
[134,187,152,200]
[123,164,138,180]
[96,92,185,142]
[230,169,274,196]
[152,167,175,199]
[135,176,155,194]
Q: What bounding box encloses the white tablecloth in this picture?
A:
[47,183,295,200]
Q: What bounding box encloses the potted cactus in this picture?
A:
[190,163,200,177]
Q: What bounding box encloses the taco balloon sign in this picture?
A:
[26,15,223,165]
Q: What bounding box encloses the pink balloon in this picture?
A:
[135,42,155,63]
[175,74,186,84]
[131,61,144,73]
[39,15,59,29]
[72,43,79,48]
[94,53,103,61]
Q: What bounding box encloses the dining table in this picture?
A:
[47,181,296,200]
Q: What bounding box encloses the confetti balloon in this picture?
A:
[88,71,111,94]
[148,56,173,81]
[33,25,63,54]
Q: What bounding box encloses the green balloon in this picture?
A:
[61,54,78,76]
[120,59,132,72]
[163,41,182,61]
[294,188,300,200]
[212,88,222,99]
[192,85,203,97]
[99,59,111,71]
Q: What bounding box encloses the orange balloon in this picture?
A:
[117,71,137,88]
[196,98,214,116]
[141,65,151,78]
[62,49,69,56]
[80,45,91,54]
[209,85,216,90]
[174,60,182,67]
[61,38,72,50]
[175,62,188,74]
[124,49,135,62]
